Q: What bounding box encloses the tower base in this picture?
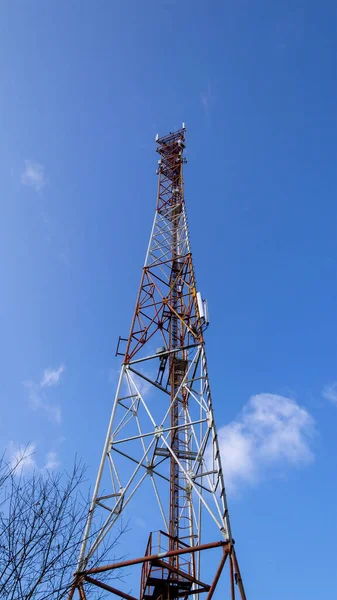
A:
[68,534,246,600]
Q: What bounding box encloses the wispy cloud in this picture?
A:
[322,382,337,406]
[8,442,37,474]
[40,365,64,388]
[21,160,47,192]
[59,248,70,266]
[25,381,62,423]
[8,442,60,474]
[110,366,154,398]
[132,374,153,398]
[44,451,60,470]
[217,393,315,491]
[24,364,65,424]
[200,81,212,119]
[20,161,70,266]
[134,517,146,529]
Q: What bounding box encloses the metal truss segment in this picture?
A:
[71,127,247,600]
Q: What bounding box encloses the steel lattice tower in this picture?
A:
[69,127,247,600]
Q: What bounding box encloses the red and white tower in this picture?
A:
[69,127,247,600]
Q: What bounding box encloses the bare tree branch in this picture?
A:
[0,456,126,599]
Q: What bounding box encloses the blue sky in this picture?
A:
[0,0,336,597]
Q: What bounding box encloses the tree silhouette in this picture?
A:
[0,454,124,599]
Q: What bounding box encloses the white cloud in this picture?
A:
[117,367,154,398]
[8,442,37,474]
[8,443,60,474]
[44,451,60,470]
[40,365,64,388]
[27,385,62,424]
[134,517,146,529]
[21,160,47,192]
[322,382,337,406]
[134,375,152,398]
[217,393,315,491]
[200,81,212,118]
[24,364,64,424]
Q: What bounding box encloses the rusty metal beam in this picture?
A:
[81,540,229,575]
[232,548,247,600]
[84,575,138,600]
[230,553,235,600]
[78,584,87,600]
[205,550,228,600]
[176,588,210,597]
[67,580,79,600]
[153,558,210,590]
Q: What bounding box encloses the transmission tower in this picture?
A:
[69,127,247,600]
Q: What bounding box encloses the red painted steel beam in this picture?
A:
[81,540,230,575]
[84,575,138,600]
[230,553,235,600]
[67,581,78,600]
[78,584,87,600]
[232,548,247,600]
[205,550,228,600]
[153,558,210,589]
